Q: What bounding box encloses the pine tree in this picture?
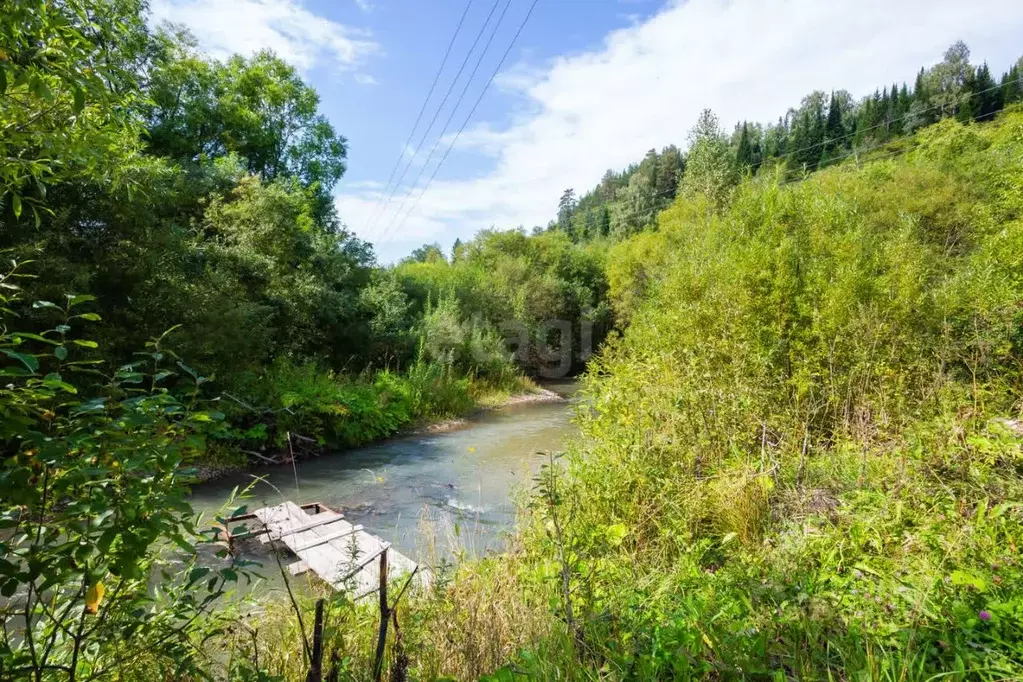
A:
[736,122,756,173]
[974,62,1000,121]
[819,93,845,166]
[1003,60,1023,105]
[557,188,577,232]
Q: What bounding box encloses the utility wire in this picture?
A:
[367,0,505,234]
[379,0,517,240]
[364,0,476,230]
[386,0,540,242]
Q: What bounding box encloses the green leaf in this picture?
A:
[71,339,98,349]
[76,312,102,321]
[605,523,628,546]
[11,194,21,219]
[187,566,210,587]
[54,345,68,361]
[68,294,96,307]
[951,570,987,593]
[11,333,58,346]
[1,349,38,372]
[177,361,198,379]
[72,86,85,113]
[32,300,60,310]
[0,67,6,94]
[71,398,106,415]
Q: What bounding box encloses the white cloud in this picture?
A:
[149,0,378,74]
[337,0,1023,262]
[354,73,379,85]
[354,0,373,12]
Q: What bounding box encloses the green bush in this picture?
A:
[0,269,252,680]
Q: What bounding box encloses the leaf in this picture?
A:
[54,345,68,361]
[68,294,96,307]
[12,332,58,345]
[71,398,106,415]
[32,300,60,310]
[72,86,85,113]
[605,523,629,546]
[951,570,987,593]
[187,567,210,587]
[76,312,102,321]
[11,194,21,219]
[71,339,98,349]
[85,581,105,614]
[177,361,198,379]
[1,349,38,372]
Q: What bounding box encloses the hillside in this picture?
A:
[473,108,1023,679]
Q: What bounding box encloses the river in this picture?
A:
[188,381,579,583]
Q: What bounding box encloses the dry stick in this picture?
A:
[289,431,301,500]
[372,549,390,682]
[305,599,326,682]
[263,514,313,663]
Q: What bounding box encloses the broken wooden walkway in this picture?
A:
[227,501,422,598]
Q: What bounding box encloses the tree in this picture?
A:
[680,109,737,206]
[0,0,148,224]
[557,188,577,233]
[820,92,846,166]
[735,122,760,173]
[973,62,1001,121]
[405,242,447,264]
[925,41,974,119]
[145,36,348,196]
[609,171,657,239]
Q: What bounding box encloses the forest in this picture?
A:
[3,0,1023,680]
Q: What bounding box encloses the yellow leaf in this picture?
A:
[85,581,105,614]
[467,446,476,453]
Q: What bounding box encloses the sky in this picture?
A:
[149,0,1023,263]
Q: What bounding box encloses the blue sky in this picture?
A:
[151,0,1023,262]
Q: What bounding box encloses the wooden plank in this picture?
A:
[249,501,424,597]
[253,505,341,544]
[291,524,363,553]
[272,513,343,540]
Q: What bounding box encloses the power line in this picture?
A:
[364,0,476,230]
[378,0,517,241]
[386,0,540,242]
[366,0,505,234]
[378,0,519,240]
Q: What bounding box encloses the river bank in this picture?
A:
[193,385,569,483]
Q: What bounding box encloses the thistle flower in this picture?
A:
[979,610,991,622]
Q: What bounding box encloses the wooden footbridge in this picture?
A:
[226,501,423,598]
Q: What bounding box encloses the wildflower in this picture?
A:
[978,610,991,622]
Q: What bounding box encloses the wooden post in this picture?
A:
[305,599,325,682]
[372,549,389,682]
